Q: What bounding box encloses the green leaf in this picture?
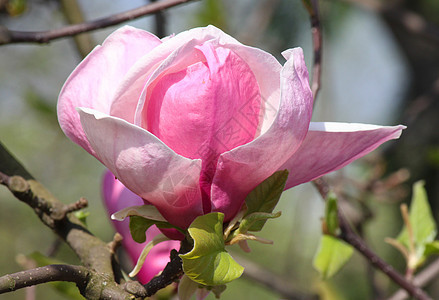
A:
[313,235,354,279]
[210,284,227,298]
[424,241,439,257]
[129,216,174,243]
[180,213,244,286]
[398,181,436,258]
[74,211,90,226]
[325,192,339,235]
[28,252,83,300]
[244,170,289,231]
[238,211,282,233]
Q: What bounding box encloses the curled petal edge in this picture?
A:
[111,205,167,222]
[210,47,313,221]
[58,26,162,155]
[281,122,406,189]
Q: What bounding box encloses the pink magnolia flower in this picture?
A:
[58,25,404,229]
[102,170,180,283]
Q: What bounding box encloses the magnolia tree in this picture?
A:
[1,0,438,299]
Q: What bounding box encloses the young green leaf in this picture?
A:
[237,211,282,234]
[313,235,354,279]
[74,211,90,226]
[210,284,227,298]
[244,170,288,231]
[397,181,436,258]
[129,216,174,243]
[424,241,439,257]
[324,192,339,236]
[180,213,244,286]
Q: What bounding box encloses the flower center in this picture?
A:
[144,43,262,213]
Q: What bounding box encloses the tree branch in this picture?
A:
[144,249,184,297]
[123,239,192,297]
[0,142,133,299]
[0,0,197,46]
[1,139,190,298]
[312,178,433,300]
[0,265,89,294]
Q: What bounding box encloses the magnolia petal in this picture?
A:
[113,25,243,128]
[147,31,282,137]
[211,47,313,221]
[143,42,261,159]
[101,171,180,283]
[111,205,167,222]
[102,169,145,214]
[227,44,281,136]
[58,26,161,155]
[129,233,170,278]
[78,107,203,228]
[105,25,280,134]
[281,122,406,189]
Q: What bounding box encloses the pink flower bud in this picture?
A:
[58,25,404,229]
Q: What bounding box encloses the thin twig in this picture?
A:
[312,178,432,300]
[149,0,167,38]
[54,197,89,220]
[46,238,62,258]
[0,0,197,45]
[59,0,96,57]
[143,249,183,297]
[388,258,439,300]
[309,0,323,104]
[108,233,123,255]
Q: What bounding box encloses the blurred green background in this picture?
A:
[1,0,439,299]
